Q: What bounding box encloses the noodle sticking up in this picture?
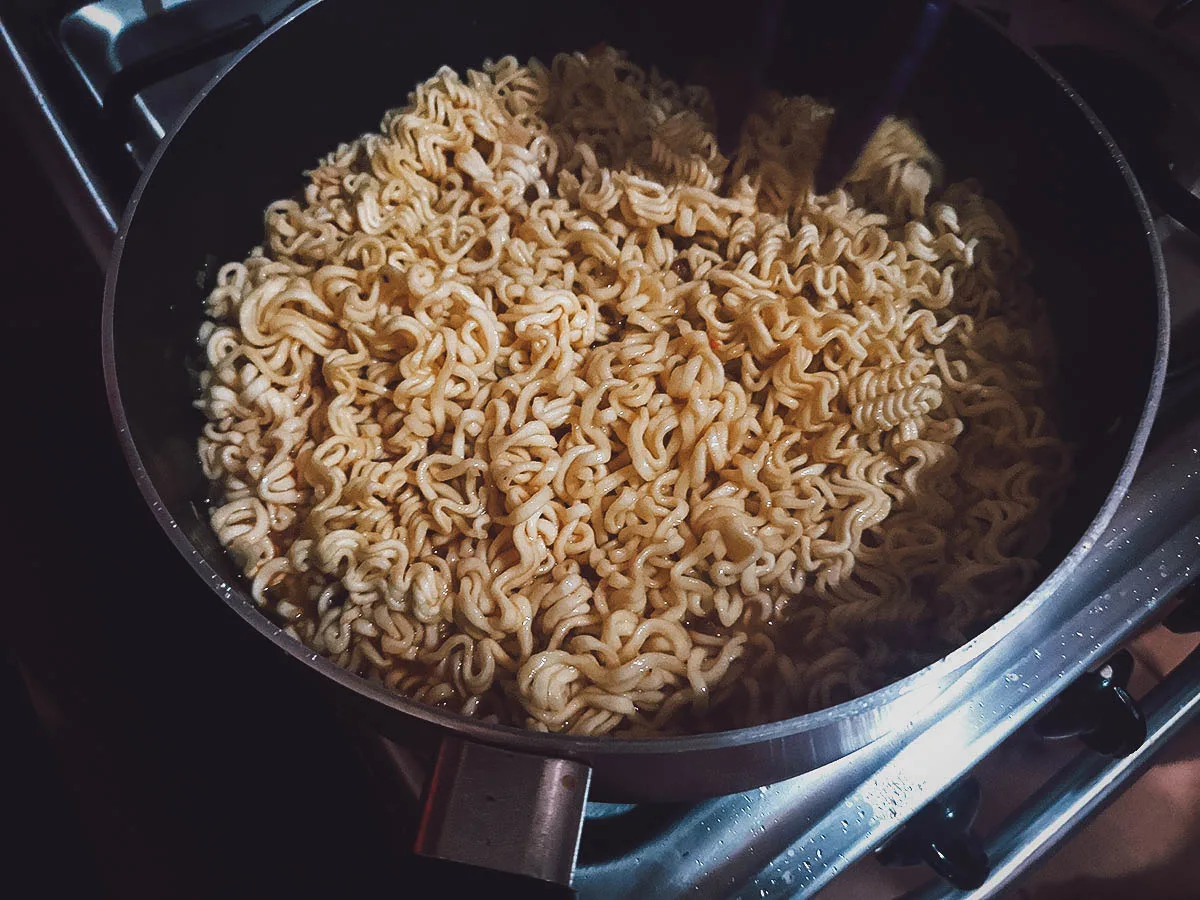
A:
[195,49,1071,735]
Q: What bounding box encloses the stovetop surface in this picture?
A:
[5,1,1200,898]
[2,130,410,897]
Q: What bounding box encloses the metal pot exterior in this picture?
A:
[102,0,1168,801]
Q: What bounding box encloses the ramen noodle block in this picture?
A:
[195,50,1071,735]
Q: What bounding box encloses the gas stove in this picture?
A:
[3,1,1200,898]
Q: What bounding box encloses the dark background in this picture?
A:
[0,119,406,899]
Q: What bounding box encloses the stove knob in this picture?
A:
[876,778,989,890]
[1032,649,1146,757]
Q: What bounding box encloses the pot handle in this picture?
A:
[413,737,591,895]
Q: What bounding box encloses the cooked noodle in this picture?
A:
[195,49,1071,735]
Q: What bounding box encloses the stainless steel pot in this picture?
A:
[102,0,1168,887]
